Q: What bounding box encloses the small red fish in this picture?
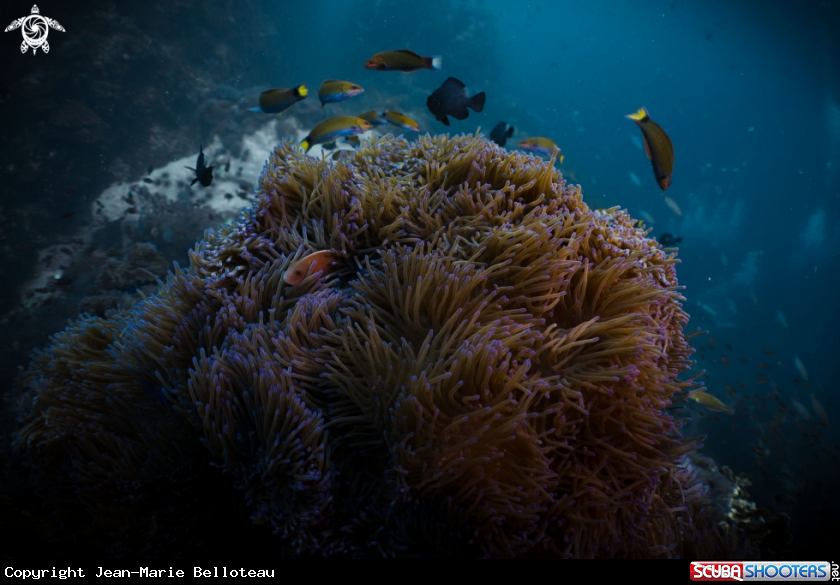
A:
[721,357,730,365]
[738,382,747,389]
[283,250,342,285]
[764,349,773,355]
[758,362,771,369]
[756,377,768,384]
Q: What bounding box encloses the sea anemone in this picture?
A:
[14,132,733,557]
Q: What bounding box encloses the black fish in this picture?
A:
[185,146,214,187]
[426,77,486,126]
[489,122,514,146]
[59,210,75,219]
[658,233,682,246]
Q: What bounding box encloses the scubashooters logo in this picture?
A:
[690,561,834,581]
[5,5,65,54]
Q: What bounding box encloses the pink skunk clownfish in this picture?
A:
[282,250,343,286]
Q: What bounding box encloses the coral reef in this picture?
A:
[77,242,168,316]
[14,132,734,557]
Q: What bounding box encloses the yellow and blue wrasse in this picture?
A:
[626,106,674,191]
[249,84,308,114]
[518,137,563,163]
[690,391,734,415]
[358,110,389,125]
[301,116,372,152]
[318,80,364,107]
[365,49,442,73]
[322,135,361,150]
[383,110,420,132]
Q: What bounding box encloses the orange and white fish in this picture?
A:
[283,250,342,285]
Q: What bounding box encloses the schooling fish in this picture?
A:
[185,146,214,187]
[250,84,308,114]
[301,116,372,152]
[489,122,515,146]
[365,49,442,72]
[283,250,343,285]
[626,106,674,190]
[663,195,682,216]
[794,356,808,381]
[790,397,811,421]
[426,77,485,126]
[690,391,734,415]
[318,80,364,107]
[518,137,564,163]
[658,233,682,246]
[383,110,420,131]
[358,110,389,125]
[811,394,829,426]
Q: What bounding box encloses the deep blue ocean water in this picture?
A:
[0,0,838,558]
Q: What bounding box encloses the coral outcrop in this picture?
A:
[14,132,733,557]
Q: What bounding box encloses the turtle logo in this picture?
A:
[4,5,65,55]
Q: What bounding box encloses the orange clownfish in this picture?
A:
[283,250,342,285]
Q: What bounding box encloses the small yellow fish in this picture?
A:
[690,391,734,415]
[358,110,389,125]
[283,250,343,285]
[383,110,420,131]
[663,195,682,216]
[518,137,564,163]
